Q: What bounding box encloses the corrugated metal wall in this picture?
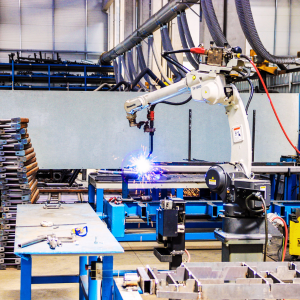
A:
[0,0,108,63]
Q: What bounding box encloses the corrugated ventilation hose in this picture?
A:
[148,35,172,85]
[160,27,182,82]
[177,13,199,69]
[235,0,297,64]
[204,0,229,47]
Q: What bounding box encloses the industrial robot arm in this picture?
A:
[124,46,273,266]
[124,47,251,177]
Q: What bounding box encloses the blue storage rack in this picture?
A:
[0,60,115,91]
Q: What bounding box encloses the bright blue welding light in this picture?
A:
[134,156,152,174]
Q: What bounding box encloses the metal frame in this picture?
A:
[20,254,113,300]
[88,174,300,242]
[0,62,114,91]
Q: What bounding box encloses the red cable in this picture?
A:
[248,59,300,155]
[271,216,288,262]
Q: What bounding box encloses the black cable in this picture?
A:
[110,81,130,91]
[261,196,268,262]
[161,95,192,106]
[245,192,268,261]
[162,55,190,74]
[130,68,166,91]
[146,96,193,157]
[236,70,254,114]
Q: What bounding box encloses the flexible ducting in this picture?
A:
[180,11,199,63]
[127,50,147,90]
[162,25,186,78]
[148,35,172,85]
[130,68,166,90]
[200,1,224,47]
[110,81,130,91]
[204,0,229,47]
[120,55,131,82]
[113,60,119,84]
[100,0,200,64]
[235,0,297,64]
[136,44,154,88]
[177,13,199,69]
[160,27,182,83]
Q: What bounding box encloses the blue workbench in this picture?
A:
[14,203,124,300]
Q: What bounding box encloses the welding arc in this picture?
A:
[241,55,300,155]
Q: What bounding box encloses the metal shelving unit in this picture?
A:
[0,61,115,91]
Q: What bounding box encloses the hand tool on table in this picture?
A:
[16,221,87,228]
[18,233,76,249]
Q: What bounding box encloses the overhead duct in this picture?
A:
[235,0,299,65]
[100,0,200,64]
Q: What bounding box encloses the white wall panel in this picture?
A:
[0,0,108,63]
[87,0,108,52]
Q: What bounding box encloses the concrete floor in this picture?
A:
[0,249,221,300]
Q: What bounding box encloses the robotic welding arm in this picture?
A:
[124,54,252,177]
[124,46,273,265]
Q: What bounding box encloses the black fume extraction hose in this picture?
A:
[113,60,120,84]
[235,0,297,65]
[127,50,147,90]
[160,27,182,83]
[162,25,186,78]
[130,68,166,90]
[180,11,198,61]
[120,55,131,82]
[204,0,229,47]
[136,45,153,88]
[177,13,199,69]
[200,0,224,47]
[110,81,130,91]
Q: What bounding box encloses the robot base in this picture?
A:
[215,228,271,262]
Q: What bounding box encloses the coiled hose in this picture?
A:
[235,0,297,65]
[204,0,229,47]
[177,13,199,69]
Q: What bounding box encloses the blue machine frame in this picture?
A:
[88,178,300,242]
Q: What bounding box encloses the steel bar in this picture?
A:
[100,0,199,64]
[154,164,300,174]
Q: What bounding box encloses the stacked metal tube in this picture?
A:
[0,118,39,269]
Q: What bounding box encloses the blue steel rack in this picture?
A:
[0,61,115,91]
[88,174,300,242]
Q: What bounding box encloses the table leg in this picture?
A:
[80,256,88,300]
[88,184,96,209]
[176,188,184,199]
[96,188,104,213]
[20,255,32,300]
[102,256,113,300]
[88,256,98,300]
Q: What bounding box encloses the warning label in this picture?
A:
[209,179,216,185]
[232,126,244,143]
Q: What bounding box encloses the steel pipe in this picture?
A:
[100,0,200,64]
